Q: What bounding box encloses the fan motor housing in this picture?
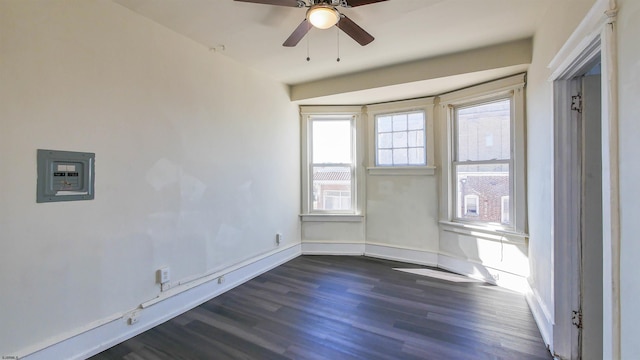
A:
[310,0,341,6]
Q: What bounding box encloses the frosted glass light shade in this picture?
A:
[307,5,340,29]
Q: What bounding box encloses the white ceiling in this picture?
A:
[112,0,553,103]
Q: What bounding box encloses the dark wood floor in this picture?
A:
[91,256,551,360]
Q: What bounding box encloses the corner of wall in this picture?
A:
[525,284,555,352]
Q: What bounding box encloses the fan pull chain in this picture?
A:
[306,35,311,62]
[336,26,341,62]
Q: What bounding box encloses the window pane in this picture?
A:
[393,132,407,148]
[312,120,351,164]
[312,166,352,211]
[392,114,407,131]
[323,190,351,211]
[377,116,392,132]
[455,163,509,224]
[378,150,392,165]
[375,111,426,166]
[393,149,408,164]
[408,112,424,130]
[408,130,423,147]
[378,133,392,149]
[408,148,424,165]
[456,99,510,161]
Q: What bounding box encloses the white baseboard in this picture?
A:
[526,286,554,352]
[301,242,439,268]
[364,243,438,267]
[20,244,302,360]
[301,241,365,255]
[303,243,528,292]
[17,242,547,360]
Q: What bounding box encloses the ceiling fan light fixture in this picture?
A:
[307,5,340,29]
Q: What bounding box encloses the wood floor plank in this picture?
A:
[91,256,551,360]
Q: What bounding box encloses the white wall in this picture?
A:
[366,174,439,254]
[438,230,530,283]
[301,174,439,263]
[524,0,596,346]
[0,0,300,355]
[301,221,365,245]
[617,0,640,357]
[4,0,635,357]
[301,101,440,259]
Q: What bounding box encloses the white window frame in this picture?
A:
[438,74,526,235]
[453,96,512,225]
[501,196,510,225]
[366,98,436,176]
[300,106,363,219]
[374,110,426,167]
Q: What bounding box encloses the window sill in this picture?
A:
[367,166,436,176]
[439,220,528,244]
[300,214,364,223]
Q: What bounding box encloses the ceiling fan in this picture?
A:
[234,0,388,47]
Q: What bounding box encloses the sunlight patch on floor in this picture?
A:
[394,268,484,283]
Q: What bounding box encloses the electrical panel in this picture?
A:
[37,149,95,203]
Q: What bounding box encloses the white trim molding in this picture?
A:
[601,5,620,359]
[364,243,438,267]
[439,220,528,245]
[301,243,440,267]
[526,286,555,351]
[18,244,302,360]
[367,166,436,176]
[301,241,365,255]
[548,0,612,81]
[300,214,364,222]
[547,0,619,358]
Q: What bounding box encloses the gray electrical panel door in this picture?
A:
[37,149,95,203]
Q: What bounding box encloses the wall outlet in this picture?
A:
[128,312,139,325]
[275,233,282,246]
[158,267,170,284]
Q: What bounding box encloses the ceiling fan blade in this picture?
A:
[283,19,312,47]
[344,0,388,7]
[337,15,374,46]
[234,0,301,7]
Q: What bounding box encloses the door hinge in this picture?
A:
[572,310,583,329]
[571,94,582,113]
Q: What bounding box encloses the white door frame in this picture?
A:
[547,0,619,359]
